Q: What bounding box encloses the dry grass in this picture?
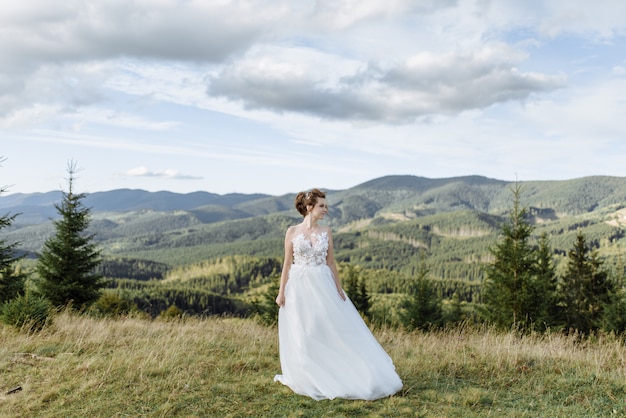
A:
[1,314,625,417]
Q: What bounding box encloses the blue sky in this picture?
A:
[1,0,626,196]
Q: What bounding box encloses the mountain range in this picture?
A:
[3,174,626,274]
[3,174,626,225]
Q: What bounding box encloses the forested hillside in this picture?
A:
[5,174,626,227]
[5,174,626,265]
[3,174,626,323]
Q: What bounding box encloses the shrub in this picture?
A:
[602,291,626,335]
[89,291,135,317]
[1,293,51,331]
[251,279,279,326]
[159,304,184,321]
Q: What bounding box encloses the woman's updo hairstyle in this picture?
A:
[295,188,326,217]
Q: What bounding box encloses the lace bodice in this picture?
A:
[292,232,329,267]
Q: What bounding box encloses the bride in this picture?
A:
[274,188,403,401]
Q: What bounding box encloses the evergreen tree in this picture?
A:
[400,260,442,331]
[534,232,559,329]
[559,231,614,334]
[0,158,26,303]
[356,276,371,319]
[36,162,104,309]
[344,265,371,318]
[344,265,359,303]
[602,287,626,335]
[603,256,626,335]
[443,292,464,325]
[255,276,280,326]
[0,212,26,303]
[480,184,546,331]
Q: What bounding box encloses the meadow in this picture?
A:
[1,313,624,417]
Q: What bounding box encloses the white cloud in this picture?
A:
[124,166,201,180]
[613,65,626,76]
[300,0,457,31]
[534,1,626,39]
[0,104,62,129]
[1,0,623,127]
[71,108,180,131]
[0,0,277,68]
[0,61,114,117]
[524,77,626,143]
[208,43,563,123]
[0,0,283,121]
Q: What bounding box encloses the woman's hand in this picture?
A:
[276,292,285,307]
[337,288,346,301]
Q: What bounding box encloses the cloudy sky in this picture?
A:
[1,0,626,196]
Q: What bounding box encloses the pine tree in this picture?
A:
[344,265,371,318]
[444,292,464,325]
[0,158,26,303]
[533,232,559,329]
[36,162,104,309]
[0,220,26,304]
[559,231,614,334]
[400,259,442,331]
[480,184,546,331]
[344,265,360,303]
[357,276,371,319]
[0,211,26,303]
[602,287,626,335]
[255,276,280,326]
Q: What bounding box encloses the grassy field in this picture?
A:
[1,313,624,417]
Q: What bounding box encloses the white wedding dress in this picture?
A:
[274,232,403,400]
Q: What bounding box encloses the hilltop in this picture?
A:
[4,174,626,225]
[2,174,626,290]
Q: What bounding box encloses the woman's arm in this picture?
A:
[276,227,295,307]
[326,228,346,301]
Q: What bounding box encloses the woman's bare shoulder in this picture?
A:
[285,224,301,238]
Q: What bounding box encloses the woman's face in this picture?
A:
[309,197,328,220]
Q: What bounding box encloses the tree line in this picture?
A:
[479,185,626,335]
[388,185,626,335]
[2,160,625,337]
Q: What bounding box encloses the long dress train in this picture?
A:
[274,232,402,400]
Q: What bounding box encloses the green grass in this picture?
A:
[1,313,625,417]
